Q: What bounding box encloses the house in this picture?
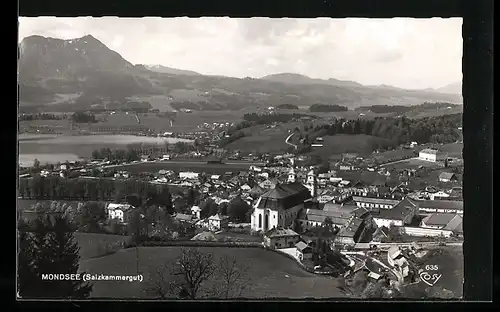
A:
[419,148,446,162]
[240,184,251,191]
[179,171,199,180]
[297,208,351,231]
[207,213,229,231]
[387,246,410,278]
[295,241,313,261]
[339,164,354,171]
[210,174,221,181]
[141,154,152,162]
[263,227,300,249]
[415,199,463,215]
[439,172,457,182]
[352,196,400,210]
[175,213,194,223]
[372,198,418,228]
[429,191,451,200]
[107,203,134,223]
[259,179,277,190]
[190,205,201,219]
[334,217,367,245]
[421,213,463,232]
[251,182,312,232]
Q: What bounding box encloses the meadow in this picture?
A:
[403,246,463,298]
[74,232,132,260]
[78,246,345,299]
[310,134,394,159]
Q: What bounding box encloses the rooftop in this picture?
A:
[416,199,464,211]
[422,213,458,226]
[352,196,401,205]
[420,148,441,155]
[264,227,299,238]
[373,197,418,221]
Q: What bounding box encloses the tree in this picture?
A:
[33,158,40,170]
[227,197,251,222]
[209,255,251,299]
[18,216,93,298]
[219,202,229,215]
[200,198,218,219]
[77,202,105,233]
[147,248,216,299]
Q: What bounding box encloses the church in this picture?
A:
[250,163,318,232]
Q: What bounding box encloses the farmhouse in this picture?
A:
[415,199,463,215]
[107,203,134,223]
[439,172,457,182]
[251,182,312,232]
[372,198,418,228]
[263,227,300,249]
[419,148,446,162]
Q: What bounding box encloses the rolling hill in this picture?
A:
[18,34,463,112]
[436,81,462,95]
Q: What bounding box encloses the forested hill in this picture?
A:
[310,113,462,145]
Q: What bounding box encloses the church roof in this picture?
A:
[258,182,311,210]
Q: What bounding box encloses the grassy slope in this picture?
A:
[309,134,393,159]
[74,232,132,260]
[78,246,344,299]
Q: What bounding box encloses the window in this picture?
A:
[258,214,262,228]
[274,215,276,219]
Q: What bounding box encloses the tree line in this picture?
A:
[71,112,97,123]
[18,176,172,209]
[309,103,348,112]
[19,113,64,121]
[91,147,140,162]
[309,114,462,145]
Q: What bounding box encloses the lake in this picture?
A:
[18,134,194,166]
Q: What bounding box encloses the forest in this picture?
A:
[309,113,462,145]
[71,112,97,123]
[309,104,348,112]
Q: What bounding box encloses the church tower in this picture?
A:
[288,158,297,183]
[306,168,317,198]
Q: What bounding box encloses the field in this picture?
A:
[74,232,132,260]
[439,143,463,158]
[309,134,394,159]
[226,123,303,154]
[78,246,345,299]
[114,160,254,174]
[403,246,463,298]
[381,158,443,170]
[18,134,193,164]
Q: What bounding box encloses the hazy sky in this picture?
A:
[18,17,462,89]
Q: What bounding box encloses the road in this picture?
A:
[285,133,298,150]
[379,157,417,167]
